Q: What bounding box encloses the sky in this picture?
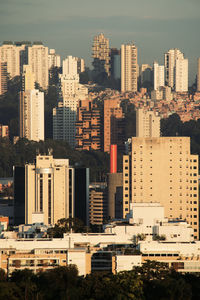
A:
[1,0,200,83]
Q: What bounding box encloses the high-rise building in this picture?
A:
[53,59,88,148]
[136,108,160,138]
[75,99,101,151]
[14,154,89,226]
[89,183,107,225]
[175,58,188,92]
[75,57,85,74]
[123,137,199,239]
[164,48,184,89]
[153,61,164,91]
[140,64,152,87]
[104,99,125,153]
[28,43,48,89]
[121,42,138,92]
[22,65,35,91]
[92,33,110,76]
[110,48,121,80]
[197,58,200,92]
[19,89,44,141]
[0,62,7,95]
[63,56,78,77]
[48,49,61,70]
[0,42,26,78]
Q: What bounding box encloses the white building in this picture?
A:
[24,155,74,225]
[175,57,188,92]
[136,108,160,138]
[121,43,137,92]
[19,89,44,141]
[48,49,61,70]
[165,48,184,88]
[153,61,164,90]
[0,43,26,78]
[28,44,49,90]
[63,56,78,77]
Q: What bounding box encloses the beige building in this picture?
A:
[48,48,61,70]
[165,48,184,89]
[19,89,44,141]
[123,137,199,239]
[175,58,188,92]
[92,33,110,76]
[25,154,74,225]
[121,42,137,92]
[22,65,35,91]
[136,109,160,138]
[28,43,49,90]
[197,57,200,92]
[0,43,26,78]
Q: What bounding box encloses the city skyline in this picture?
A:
[1,0,200,84]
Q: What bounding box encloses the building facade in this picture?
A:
[28,43,49,90]
[123,137,199,239]
[153,61,164,91]
[0,62,7,95]
[175,58,188,92]
[19,89,44,141]
[136,108,160,138]
[121,43,137,92]
[92,33,110,76]
[164,48,184,89]
[104,99,125,153]
[75,99,101,151]
[22,64,35,91]
[0,125,9,138]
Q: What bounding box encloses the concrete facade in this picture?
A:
[121,43,137,92]
[136,108,160,138]
[123,137,199,239]
[19,89,44,141]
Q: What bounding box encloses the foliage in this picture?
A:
[47,218,87,238]
[0,138,109,181]
[0,261,200,299]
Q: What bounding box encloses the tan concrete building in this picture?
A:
[136,108,160,138]
[197,57,200,92]
[0,42,26,78]
[92,33,110,76]
[19,89,44,141]
[0,61,7,95]
[165,48,184,89]
[121,42,137,92]
[22,64,35,91]
[89,184,108,225]
[123,137,199,239]
[28,43,49,90]
[25,154,74,225]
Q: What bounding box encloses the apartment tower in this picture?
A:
[123,137,199,239]
[104,99,125,153]
[136,108,160,138]
[175,58,188,92]
[92,33,110,76]
[75,99,101,151]
[153,61,164,91]
[19,89,44,141]
[121,42,138,92]
[28,43,48,89]
[164,48,184,89]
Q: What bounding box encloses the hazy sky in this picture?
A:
[1,0,200,83]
